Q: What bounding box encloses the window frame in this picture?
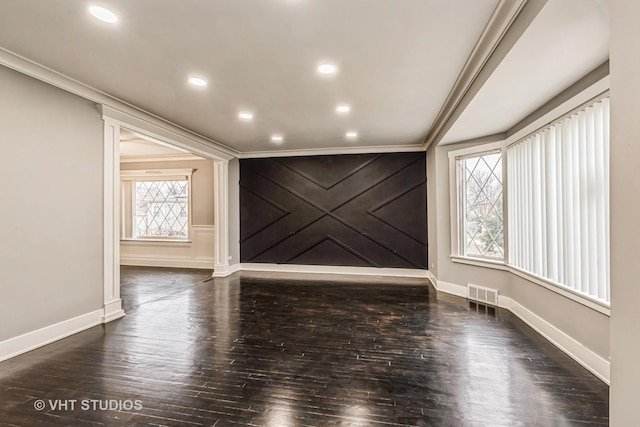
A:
[120,168,194,242]
[449,141,507,263]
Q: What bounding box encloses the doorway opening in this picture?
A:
[100,106,232,323]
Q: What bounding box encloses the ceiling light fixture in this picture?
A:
[271,135,284,143]
[317,63,337,75]
[346,131,358,139]
[238,112,254,121]
[336,104,351,114]
[188,77,207,87]
[89,6,118,23]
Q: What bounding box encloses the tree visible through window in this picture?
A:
[134,180,188,238]
[459,152,504,259]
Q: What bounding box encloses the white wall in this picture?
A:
[120,159,215,269]
[0,65,103,342]
[609,0,640,423]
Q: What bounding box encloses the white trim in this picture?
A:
[0,309,103,363]
[238,144,425,159]
[120,168,194,180]
[120,256,214,270]
[213,161,230,275]
[103,301,125,323]
[238,263,429,279]
[450,255,509,270]
[120,154,206,163]
[426,270,438,288]
[121,239,192,245]
[0,47,236,160]
[430,274,610,384]
[447,141,504,160]
[103,117,124,324]
[213,263,241,278]
[503,296,610,384]
[431,278,468,298]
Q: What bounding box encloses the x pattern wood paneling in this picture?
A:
[240,152,427,269]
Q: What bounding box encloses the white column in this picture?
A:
[213,159,230,277]
[102,118,125,322]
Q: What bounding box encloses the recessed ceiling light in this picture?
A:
[336,104,351,114]
[346,131,358,139]
[317,63,337,75]
[271,135,284,143]
[238,112,254,121]
[188,77,207,87]
[89,6,118,23]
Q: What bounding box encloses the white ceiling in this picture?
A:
[0,0,500,153]
[0,0,609,153]
[441,0,609,145]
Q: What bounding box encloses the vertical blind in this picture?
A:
[507,97,610,303]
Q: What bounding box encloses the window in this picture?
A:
[456,151,504,260]
[121,169,193,240]
[507,97,610,303]
[134,180,188,238]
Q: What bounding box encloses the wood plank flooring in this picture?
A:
[0,266,609,426]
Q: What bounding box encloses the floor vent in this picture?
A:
[467,284,499,306]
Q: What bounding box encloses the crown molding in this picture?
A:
[0,47,238,160]
[423,0,548,150]
[120,154,207,163]
[238,143,425,159]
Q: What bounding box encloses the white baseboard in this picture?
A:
[0,309,103,363]
[102,300,126,323]
[431,274,610,384]
[238,263,429,279]
[501,296,610,384]
[212,263,240,277]
[433,279,468,298]
[121,256,214,270]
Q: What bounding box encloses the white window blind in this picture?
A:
[507,97,610,303]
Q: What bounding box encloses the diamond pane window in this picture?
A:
[134,180,188,238]
[458,152,504,259]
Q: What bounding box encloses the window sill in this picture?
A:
[449,254,610,316]
[450,255,508,270]
[121,238,192,245]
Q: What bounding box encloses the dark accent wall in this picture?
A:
[240,152,427,269]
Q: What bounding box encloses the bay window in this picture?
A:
[450,95,610,305]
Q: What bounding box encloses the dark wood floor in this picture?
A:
[0,266,609,426]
